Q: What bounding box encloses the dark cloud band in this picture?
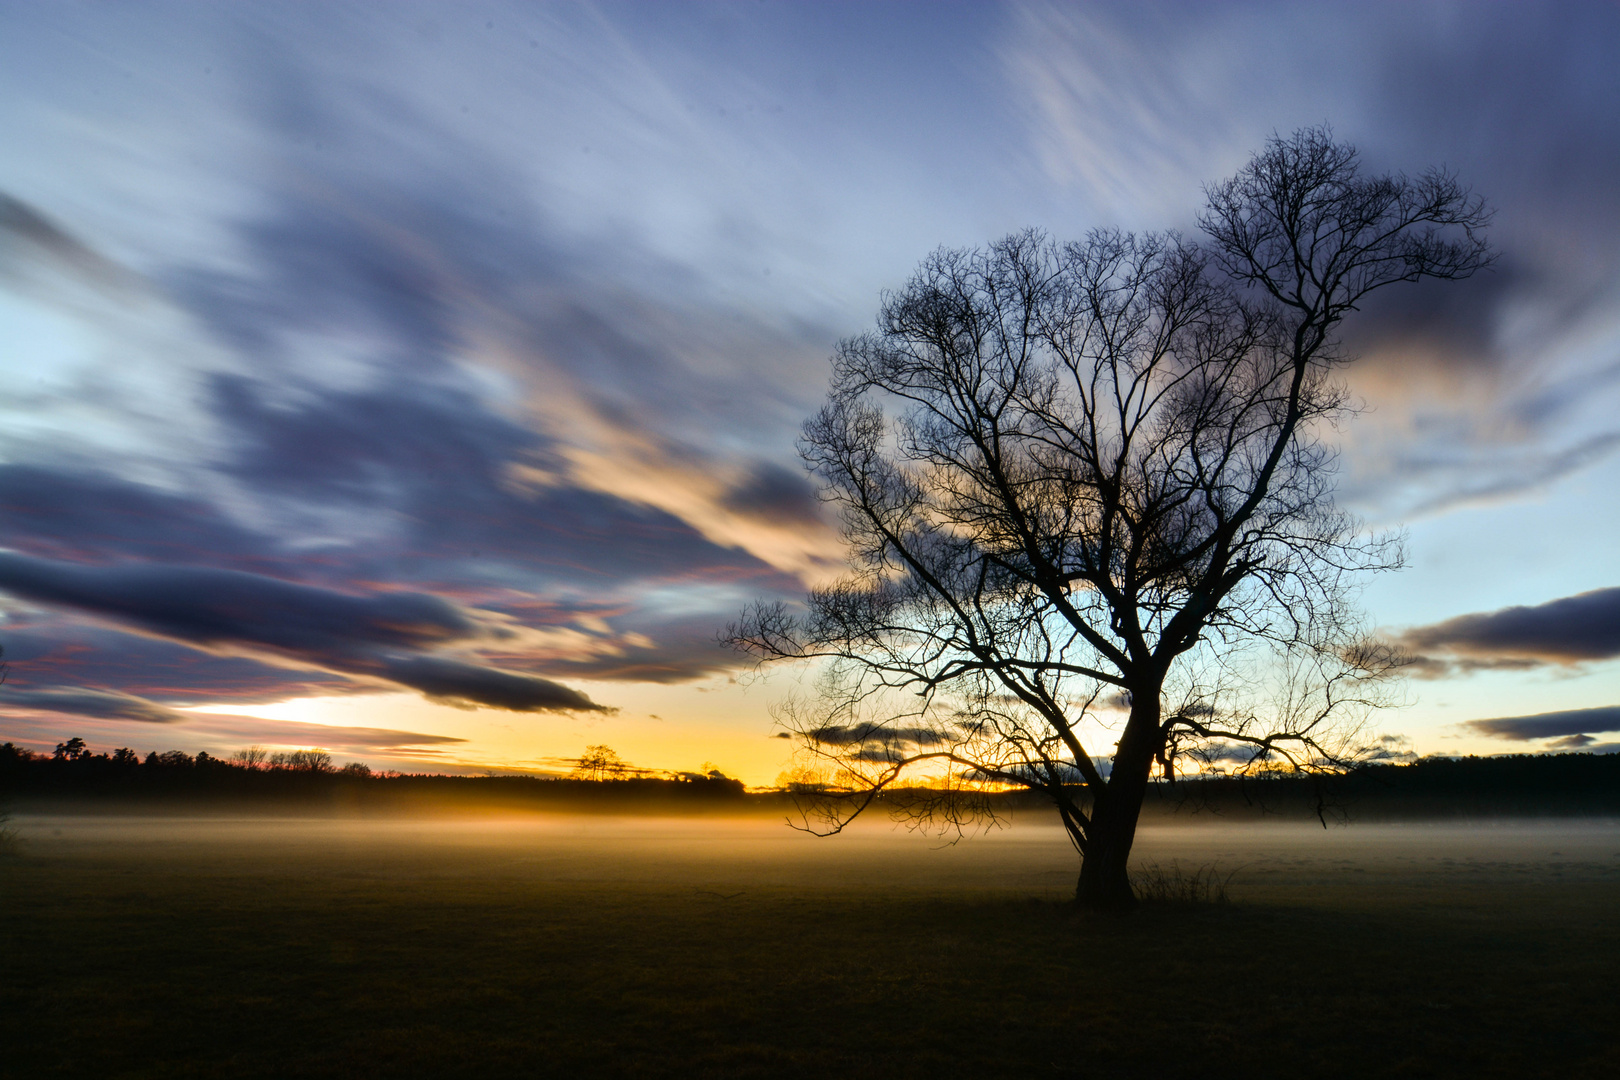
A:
[0,551,477,654]
[0,686,184,723]
[376,654,607,713]
[1398,587,1620,674]
[0,551,606,713]
[1463,705,1620,742]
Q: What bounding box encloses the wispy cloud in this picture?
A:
[1000,0,1620,521]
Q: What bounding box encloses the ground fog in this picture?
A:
[8,812,1620,900]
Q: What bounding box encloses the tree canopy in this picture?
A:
[729,128,1492,910]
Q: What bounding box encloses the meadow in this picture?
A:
[2,811,1617,1078]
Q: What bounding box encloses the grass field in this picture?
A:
[2,812,1618,1078]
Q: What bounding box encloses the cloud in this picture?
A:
[211,374,794,591]
[0,619,356,703]
[375,654,604,713]
[0,552,607,712]
[0,464,277,569]
[1002,2,1620,522]
[0,704,467,763]
[0,686,184,723]
[1397,587,1620,675]
[999,2,1250,224]
[1578,742,1620,755]
[809,724,949,747]
[1401,434,1620,520]
[165,80,843,583]
[0,551,477,654]
[1195,741,1269,765]
[1332,0,1620,518]
[720,462,827,528]
[496,612,744,684]
[847,746,913,764]
[177,713,467,753]
[0,192,133,293]
[1462,705,1620,742]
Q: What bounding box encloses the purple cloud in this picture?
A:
[1397,587,1620,676]
[0,552,606,712]
[1463,705,1620,742]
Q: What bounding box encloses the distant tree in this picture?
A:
[272,748,333,773]
[298,749,333,773]
[53,737,89,762]
[729,128,1492,910]
[572,745,629,782]
[231,746,269,770]
[339,762,373,779]
[111,747,140,767]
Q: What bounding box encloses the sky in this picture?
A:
[0,0,1616,785]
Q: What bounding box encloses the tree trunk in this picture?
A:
[1075,696,1160,912]
[1075,795,1139,911]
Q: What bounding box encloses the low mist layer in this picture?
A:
[9,813,1619,900]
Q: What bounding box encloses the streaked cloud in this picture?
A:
[1462,705,1620,742]
[0,686,184,724]
[0,551,606,712]
[1001,0,1620,523]
[1397,587,1620,676]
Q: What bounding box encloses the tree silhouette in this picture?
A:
[729,128,1492,910]
[230,746,269,770]
[572,745,630,782]
[270,748,333,772]
[52,737,89,762]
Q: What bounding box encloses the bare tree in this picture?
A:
[572,744,630,782]
[231,745,270,770]
[270,748,333,772]
[728,129,1491,911]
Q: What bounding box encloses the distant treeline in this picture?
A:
[1132,753,1620,821]
[0,740,749,814]
[863,754,1620,823]
[3,740,1617,819]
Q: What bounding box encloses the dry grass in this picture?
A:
[1129,860,1234,905]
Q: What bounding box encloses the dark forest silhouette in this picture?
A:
[0,739,746,812]
[4,738,1616,819]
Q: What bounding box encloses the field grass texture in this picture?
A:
[2,814,1617,1079]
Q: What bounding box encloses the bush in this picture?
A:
[1129,862,1233,905]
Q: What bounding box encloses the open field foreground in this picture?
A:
[3,814,1618,1079]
